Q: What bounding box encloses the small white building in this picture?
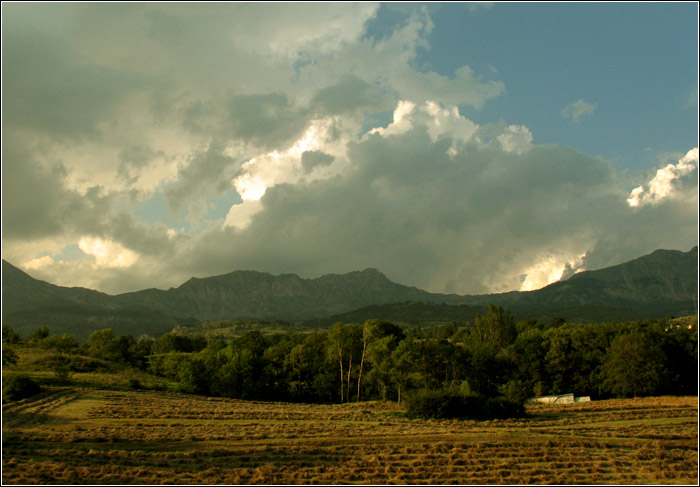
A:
[526,393,591,404]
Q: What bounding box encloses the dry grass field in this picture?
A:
[2,387,697,485]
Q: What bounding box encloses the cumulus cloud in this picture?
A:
[310,74,389,116]
[301,151,335,174]
[561,99,597,123]
[627,148,698,207]
[226,93,310,150]
[78,237,139,269]
[496,125,533,154]
[2,4,697,297]
[292,8,505,109]
[519,252,587,292]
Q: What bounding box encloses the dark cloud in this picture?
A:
[164,141,238,214]
[162,124,669,295]
[310,74,388,115]
[1,142,75,239]
[1,23,143,142]
[227,93,310,150]
[196,116,695,294]
[301,150,335,173]
[2,4,695,297]
[117,145,166,185]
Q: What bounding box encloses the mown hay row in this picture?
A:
[3,391,697,485]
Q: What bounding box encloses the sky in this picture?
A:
[1,2,698,296]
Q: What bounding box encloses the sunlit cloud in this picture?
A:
[2,3,696,297]
[23,255,56,271]
[224,199,263,230]
[78,237,139,269]
[369,100,479,146]
[497,125,533,154]
[232,117,348,203]
[519,251,587,292]
[627,147,698,207]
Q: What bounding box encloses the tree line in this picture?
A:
[3,305,697,405]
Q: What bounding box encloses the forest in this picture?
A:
[3,305,697,411]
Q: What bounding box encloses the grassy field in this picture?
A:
[2,386,697,484]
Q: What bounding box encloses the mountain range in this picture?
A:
[2,246,697,340]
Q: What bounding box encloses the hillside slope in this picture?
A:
[2,246,697,338]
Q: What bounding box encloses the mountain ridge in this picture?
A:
[2,246,697,339]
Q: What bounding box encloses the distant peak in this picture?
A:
[360,267,384,275]
[357,268,392,281]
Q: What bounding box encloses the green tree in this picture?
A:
[2,347,18,366]
[656,322,698,395]
[2,325,22,344]
[600,330,667,398]
[414,338,454,393]
[87,329,116,358]
[542,322,621,397]
[233,331,269,399]
[131,335,155,369]
[286,343,311,400]
[177,357,210,395]
[214,345,255,398]
[356,320,405,401]
[431,322,458,340]
[42,334,79,353]
[388,337,421,404]
[364,335,397,401]
[473,304,517,349]
[363,323,405,401]
[28,326,50,344]
[263,336,295,401]
[444,343,470,393]
[512,327,548,397]
[152,333,199,354]
[87,329,138,364]
[466,342,510,397]
[326,322,363,403]
[148,351,189,379]
[303,332,337,403]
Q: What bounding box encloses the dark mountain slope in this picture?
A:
[501,247,698,310]
[1,261,191,340]
[2,246,696,339]
[116,267,446,321]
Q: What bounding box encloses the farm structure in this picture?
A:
[527,393,591,404]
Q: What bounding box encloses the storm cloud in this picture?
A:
[1,3,697,296]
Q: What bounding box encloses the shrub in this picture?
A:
[2,348,18,366]
[405,390,524,420]
[2,325,22,344]
[2,374,42,403]
[34,354,110,373]
[67,356,111,373]
[484,396,525,419]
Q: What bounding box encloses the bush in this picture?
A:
[2,348,18,366]
[34,354,111,373]
[2,374,42,403]
[405,390,525,420]
[2,325,22,344]
[484,396,526,419]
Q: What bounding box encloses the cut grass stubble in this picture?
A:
[2,391,697,485]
